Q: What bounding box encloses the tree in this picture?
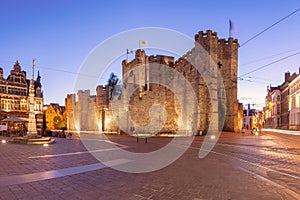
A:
[106,72,119,99]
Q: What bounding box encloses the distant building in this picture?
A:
[0,61,43,130]
[280,71,297,129]
[44,103,66,130]
[264,86,280,128]
[263,69,298,130]
[288,73,300,130]
[243,104,261,130]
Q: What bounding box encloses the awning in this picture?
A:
[1,116,26,122]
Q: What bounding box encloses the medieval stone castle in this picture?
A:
[66,30,240,134]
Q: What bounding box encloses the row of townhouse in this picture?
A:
[264,68,300,130]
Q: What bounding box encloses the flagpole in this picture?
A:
[229,20,231,38]
[32,58,35,79]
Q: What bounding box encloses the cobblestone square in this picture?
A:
[0,130,299,199]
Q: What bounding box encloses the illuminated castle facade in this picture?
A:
[66,30,242,133]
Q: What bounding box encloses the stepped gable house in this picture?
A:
[0,61,43,129]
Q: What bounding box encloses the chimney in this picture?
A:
[285,71,290,82]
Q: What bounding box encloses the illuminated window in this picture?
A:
[35,101,42,111]
[20,99,27,110]
[14,100,20,110]
[1,99,6,109]
[296,94,300,108]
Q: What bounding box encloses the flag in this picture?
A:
[127,49,133,54]
[229,19,235,37]
[139,40,148,46]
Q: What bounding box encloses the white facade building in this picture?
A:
[289,75,300,130]
[264,86,281,128]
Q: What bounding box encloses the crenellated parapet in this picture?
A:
[66,29,240,133]
[96,85,110,106]
[122,49,147,75]
[195,30,238,47]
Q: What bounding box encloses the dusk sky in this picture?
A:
[1,0,300,109]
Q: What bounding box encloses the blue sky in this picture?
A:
[0,0,300,108]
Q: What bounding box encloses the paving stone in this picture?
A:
[0,133,299,199]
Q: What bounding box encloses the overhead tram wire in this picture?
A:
[2,9,300,82]
[240,8,300,48]
[239,47,300,67]
[239,50,300,78]
[238,77,277,85]
[236,8,300,77]
[0,59,103,80]
[238,76,281,85]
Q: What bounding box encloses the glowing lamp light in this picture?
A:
[74,121,80,133]
[105,117,111,127]
[43,144,49,147]
[98,123,102,132]
[255,132,259,136]
[210,135,216,140]
[1,139,6,144]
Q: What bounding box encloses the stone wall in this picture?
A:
[121,30,239,133]
[66,30,239,133]
[194,30,239,132]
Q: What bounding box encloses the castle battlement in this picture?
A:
[66,29,241,133]
[195,30,218,39]
[195,30,238,47]
[96,85,109,92]
[226,37,239,45]
[194,30,218,43]
[181,48,195,61]
[175,58,182,65]
[77,89,90,94]
[122,29,239,132]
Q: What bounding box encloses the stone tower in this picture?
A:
[65,30,239,133]
[194,30,238,132]
[65,94,76,131]
[121,30,239,133]
[122,51,180,134]
[95,85,110,131]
